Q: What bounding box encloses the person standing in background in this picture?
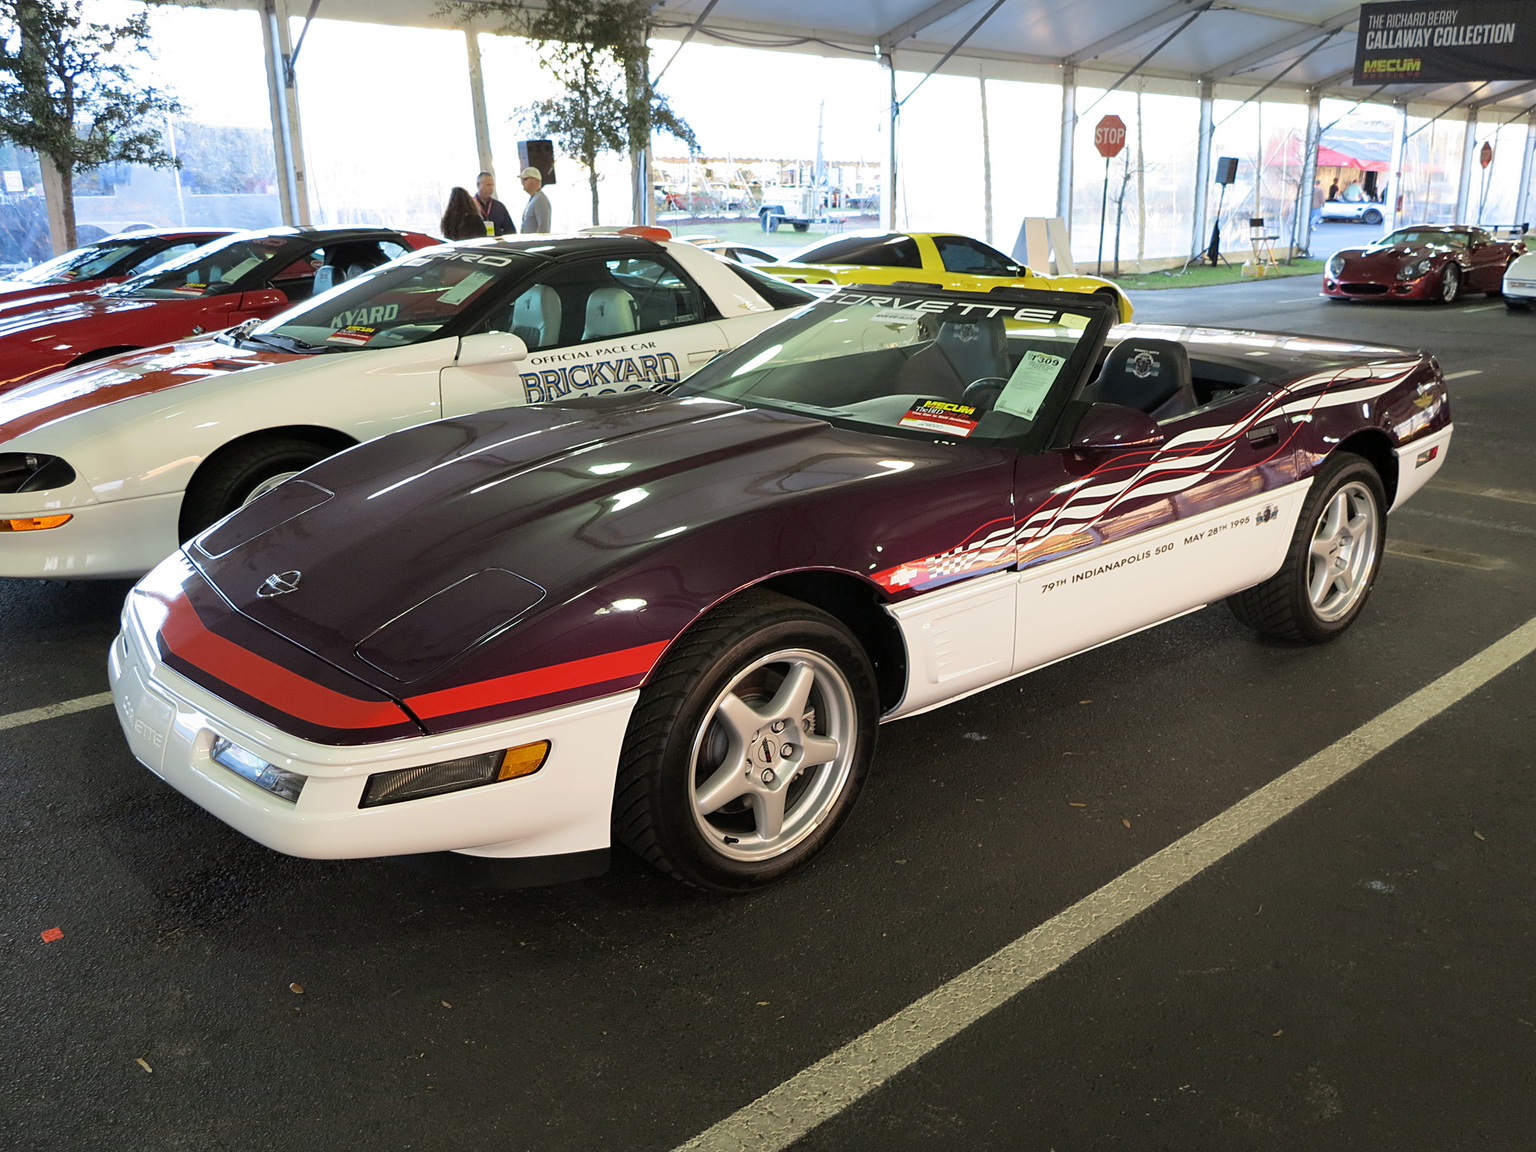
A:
[519,166,552,234]
[1310,179,1325,227]
[474,171,514,236]
[441,187,484,240]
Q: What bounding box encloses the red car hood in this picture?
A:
[0,338,301,442]
[0,293,246,393]
[1336,242,1451,276]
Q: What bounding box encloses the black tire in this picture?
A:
[178,436,333,540]
[1438,263,1461,304]
[1362,209,1382,225]
[793,222,809,232]
[1227,452,1386,644]
[1506,295,1529,311]
[613,590,878,892]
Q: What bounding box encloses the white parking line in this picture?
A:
[0,692,115,733]
[1459,304,1502,313]
[673,613,1536,1152]
[1444,369,1483,379]
[1275,296,1319,303]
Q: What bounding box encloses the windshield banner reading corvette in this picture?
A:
[1354,1,1535,83]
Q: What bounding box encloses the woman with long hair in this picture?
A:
[441,187,485,241]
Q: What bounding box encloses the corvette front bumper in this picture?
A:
[109,598,638,862]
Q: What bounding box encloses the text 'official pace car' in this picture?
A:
[111,284,1451,891]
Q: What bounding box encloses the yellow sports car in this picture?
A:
[752,230,1133,321]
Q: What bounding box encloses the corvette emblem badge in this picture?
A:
[257,570,302,598]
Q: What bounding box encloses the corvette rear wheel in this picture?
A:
[1438,264,1461,303]
[613,590,877,891]
[179,436,333,540]
[1227,452,1385,643]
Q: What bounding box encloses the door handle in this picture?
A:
[1246,423,1278,447]
[689,348,724,365]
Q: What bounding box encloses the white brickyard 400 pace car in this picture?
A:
[0,234,814,579]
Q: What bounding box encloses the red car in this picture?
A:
[0,225,439,393]
[1323,224,1525,303]
[0,228,235,314]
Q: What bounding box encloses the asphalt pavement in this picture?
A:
[3,272,1534,1151]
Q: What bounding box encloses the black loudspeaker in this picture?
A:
[518,139,556,185]
[1215,156,1239,185]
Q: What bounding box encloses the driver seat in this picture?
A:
[1082,337,1196,421]
[935,318,1009,387]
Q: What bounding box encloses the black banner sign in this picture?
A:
[1354,1,1536,84]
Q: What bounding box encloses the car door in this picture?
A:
[1466,230,1507,291]
[1010,348,1310,675]
[440,253,731,417]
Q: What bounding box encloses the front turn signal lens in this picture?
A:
[1,514,72,532]
[359,740,551,807]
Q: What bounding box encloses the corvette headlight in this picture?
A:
[359,740,550,808]
[1327,255,1346,277]
[1396,264,1416,280]
[211,737,306,803]
[0,452,75,494]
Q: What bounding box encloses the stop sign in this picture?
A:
[1094,115,1127,159]
[1480,141,1494,168]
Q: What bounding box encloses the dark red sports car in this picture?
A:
[111,283,1453,891]
[0,227,235,314]
[1323,224,1524,303]
[0,225,439,393]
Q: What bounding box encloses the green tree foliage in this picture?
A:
[0,1,180,251]
[444,0,696,224]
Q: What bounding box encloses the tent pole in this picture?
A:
[1190,78,1214,260]
[1454,104,1479,221]
[1056,63,1076,228]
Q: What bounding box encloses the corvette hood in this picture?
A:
[188,394,990,701]
[1339,242,1451,266]
[0,338,301,442]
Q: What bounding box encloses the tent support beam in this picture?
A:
[1455,105,1479,221]
[1190,78,1214,260]
[1515,111,1536,229]
[1295,87,1321,256]
[1056,63,1075,227]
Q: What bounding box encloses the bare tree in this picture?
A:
[0,0,180,253]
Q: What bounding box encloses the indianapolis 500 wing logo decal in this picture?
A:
[873,360,1422,593]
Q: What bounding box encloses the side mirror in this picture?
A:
[1069,402,1165,453]
[238,287,287,311]
[457,331,529,368]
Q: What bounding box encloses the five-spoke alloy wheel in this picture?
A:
[1228,452,1386,643]
[615,591,878,891]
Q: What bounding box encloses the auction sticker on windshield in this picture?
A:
[996,349,1065,421]
[328,325,375,346]
[899,399,980,436]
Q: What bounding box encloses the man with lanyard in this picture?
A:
[474,171,515,236]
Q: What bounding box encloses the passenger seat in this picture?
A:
[1081,337,1197,421]
[583,287,638,339]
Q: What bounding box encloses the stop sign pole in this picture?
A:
[1094,115,1127,276]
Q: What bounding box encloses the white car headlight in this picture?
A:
[1327,255,1346,278]
[211,737,307,803]
[359,740,550,807]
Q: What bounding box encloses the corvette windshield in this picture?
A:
[674,291,1099,443]
[248,247,540,352]
[113,235,297,299]
[1383,229,1466,248]
[12,239,145,284]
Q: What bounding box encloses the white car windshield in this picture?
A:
[245,247,543,353]
[674,289,1103,444]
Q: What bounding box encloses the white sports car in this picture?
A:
[1501,248,1536,309]
[0,235,814,579]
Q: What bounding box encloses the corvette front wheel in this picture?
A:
[613,591,877,891]
[1227,452,1385,643]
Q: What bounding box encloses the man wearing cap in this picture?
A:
[519,166,552,234]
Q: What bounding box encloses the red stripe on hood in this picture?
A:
[404,641,670,720]
[0,346,297,440]
[161,593,409,730]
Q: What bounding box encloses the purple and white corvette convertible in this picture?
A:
[111,284,1452,890]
